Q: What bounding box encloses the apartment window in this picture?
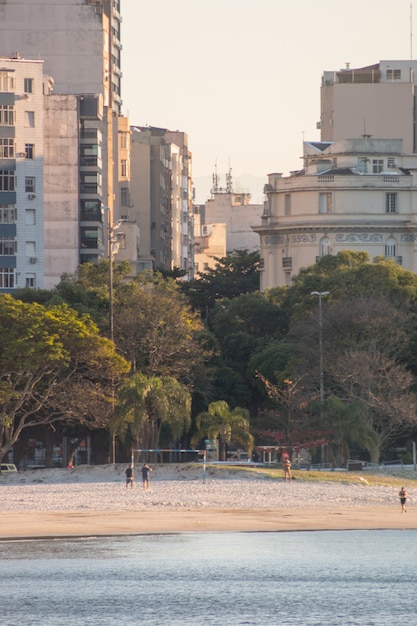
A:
[24,111,35,128]
[0,236,16,255]
[319,192,333,214]
[284,194,291,216]
[25,241,36,257]
[120,159,128,177]
[0,170,15,191]
[25,177,35,193]
[25,144,34,159]
[120,133,127,150]
[0,138,14,158]
[0,205,16,223]
[80,200,101,221]
[24,78,33,94]
[0,267,14,288]
[0,71,15,92]
[121,186,130,207]
[372,159,383,173]
[25,209,35,225]
[385,192,398,213]
[0,105,14,126]
[386,69,401,80]
[387,157,396,168]
[25,273,36,288]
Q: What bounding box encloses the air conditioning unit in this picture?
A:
[28,194,36,200]
[29,257,38,264]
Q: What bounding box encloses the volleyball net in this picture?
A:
[131,448,207,480]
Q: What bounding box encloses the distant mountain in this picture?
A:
[193,174,266,204]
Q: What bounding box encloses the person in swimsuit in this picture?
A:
[399,486,407,513]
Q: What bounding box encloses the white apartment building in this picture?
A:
[0,57,45,291]
[255,138,417,289]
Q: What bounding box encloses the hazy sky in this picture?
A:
[121,0,414,196]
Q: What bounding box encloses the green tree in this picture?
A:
[183,250,260,316]
[116,372,191,450]
[192,400,254,461]
[113,274,206,382]
[0,295,129,465]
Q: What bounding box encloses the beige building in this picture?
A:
[204,170,262,254]
[130,126,193,276]
[320,60,417,151]
[193,206,226,274]
[255,138,417,289]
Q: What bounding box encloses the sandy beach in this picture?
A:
[1,463,416,539]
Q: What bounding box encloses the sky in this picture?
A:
[121,0,415,201]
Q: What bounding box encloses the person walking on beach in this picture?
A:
[282,457,292,481]
[399,486,408,513]
[141,462,152,490]
[125,464,134,489]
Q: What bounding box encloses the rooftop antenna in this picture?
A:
[362,118,372,139]
[211,161,219,194]
[226,163,233,193]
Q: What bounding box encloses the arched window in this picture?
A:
[385,237,396,258]
[319,236,331,257]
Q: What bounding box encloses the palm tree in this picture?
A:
[116,372,191,450]
[192,400,254,461]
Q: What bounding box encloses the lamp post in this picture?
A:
[103,207,123,464]
[311,290,329,466]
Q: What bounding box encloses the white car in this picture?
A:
[1,463,18,474]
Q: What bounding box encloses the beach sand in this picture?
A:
[1,464,416,538]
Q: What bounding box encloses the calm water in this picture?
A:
[0,530,416,626]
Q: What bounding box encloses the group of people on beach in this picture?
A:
[125,463,152,490]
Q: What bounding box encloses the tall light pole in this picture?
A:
[311,291,329,466]
[103,207,123,464]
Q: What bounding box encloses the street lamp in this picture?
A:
[102,207,124,464]
[311,291,329,466]
[310,291,329,402]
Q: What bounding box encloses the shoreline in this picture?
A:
[1,505,416,539]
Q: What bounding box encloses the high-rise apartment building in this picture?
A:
[0,0,130,288]
[130,126,194,276]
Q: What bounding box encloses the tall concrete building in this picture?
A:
[0,0,131,287]
[130,126,194,277]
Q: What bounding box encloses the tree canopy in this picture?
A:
[0,295,129,463]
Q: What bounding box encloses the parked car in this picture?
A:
[1,463,18,474]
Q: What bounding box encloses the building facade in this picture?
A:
[256,138,417,289]
[130,126,194,276]
[0,0,129,287]
[0,57,45,291]
[204,169,262,254]
[320,60,417,151]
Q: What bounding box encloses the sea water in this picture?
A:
[1,530,416,626]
